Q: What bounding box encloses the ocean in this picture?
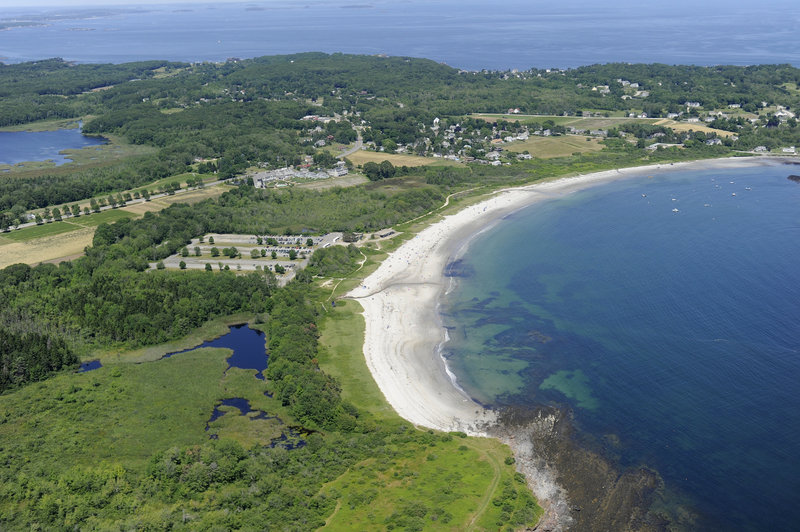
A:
[2,0,800,70]
[441,161,800,530]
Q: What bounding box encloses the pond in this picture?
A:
[204,396,308,449]
[0,126,106,166]
[164,324,268,379]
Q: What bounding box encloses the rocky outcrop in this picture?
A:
[494,406,677,532]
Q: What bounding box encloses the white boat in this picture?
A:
[672,208,679,212]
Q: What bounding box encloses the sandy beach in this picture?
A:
[347,156,785,527]
[347,156,773,436]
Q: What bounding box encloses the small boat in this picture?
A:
[745,187,752,190]
[672,208,679,212]
[731,192,736,196]
[704,203,711,207]
[642,193,647,197]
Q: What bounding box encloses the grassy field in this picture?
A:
[474,113,736,138]
[297,174,369,190]
[0,117,84,132]
[473,113,657,129]
[320,435,540,531]
[654,119,736,137]
[504,135,605,158]
[0,186,229,268]
[348,150,461,167]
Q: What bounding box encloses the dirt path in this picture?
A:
[465,443,502,530]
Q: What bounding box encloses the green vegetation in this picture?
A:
[4,52,800,530]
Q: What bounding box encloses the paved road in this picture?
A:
[337,130,363,159]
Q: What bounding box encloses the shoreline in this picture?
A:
[346,155,781,524]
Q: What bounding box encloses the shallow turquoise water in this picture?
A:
[442,162,800,530]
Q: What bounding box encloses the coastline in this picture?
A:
[346,155,778,525]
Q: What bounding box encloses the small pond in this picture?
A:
[0,126,106,166]
[204,396,308,449]
[164,324,268,379]
[77,359,103,372]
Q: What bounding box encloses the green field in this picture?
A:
[1,209,135,242]
[505,135,605,158]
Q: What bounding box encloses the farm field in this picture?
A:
[0,185,230,268]
[504,135,605,158]
[474,113,735,138]
[473,113,657,129]
[348,150,461,167]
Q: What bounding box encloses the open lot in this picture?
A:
[473,113,657,129]
[348,150,461,167]
[655,119,736,137]
[504,135,605,158]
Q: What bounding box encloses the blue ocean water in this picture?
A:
[1,0,799,69]
[0,128,106,166]
[442,162,800,530]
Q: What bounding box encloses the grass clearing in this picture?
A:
[0,186,228,267]
[473,113,657,129]
[348,150,461,167]
[320,435,541,531]
[505,135,605,158]
[655,119,736,137]
[318,300,399,422]
[0,117,82,132]
[0,226,95,269]
[298,174,369,190]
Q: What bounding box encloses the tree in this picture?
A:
[288,249,298,260]
[379,160,396,179]
[156,261,165,270]
[306,238,314,247]
[210,247,220,257]
[83,206,90,216]
[179,261,186,270]
[90,198,100,213]
[194,246,201,256]
[181,247,189,257]
[363,161,381,181]
[250,249,260,259]
[143,189,151,201]
[274,264,286,274]
[205,263,212,272]
[71,204,81,217]
[208,236,215,244]
[382,139,397,152]
[52,208,62,221]
[35,214,43,225]
[271,250,277,259]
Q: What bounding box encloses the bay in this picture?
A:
[442,162,800,530]
[1,0,799,69]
